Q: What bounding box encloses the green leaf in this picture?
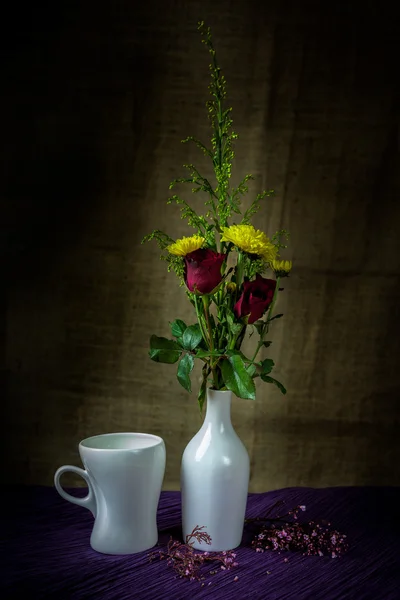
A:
[253,320,265,335]
[260,375,287,395]
[261,358,274,375]
[170,319,187,339]
[268,314,283,323]
[149,335,182,364]
[177,354,194,392]
[182,324,203,351]
[246,363,257,378]
[221,354,256,400]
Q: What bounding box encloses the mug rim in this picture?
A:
[79,432,164,451]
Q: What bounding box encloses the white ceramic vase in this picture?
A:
[181,388,250,551]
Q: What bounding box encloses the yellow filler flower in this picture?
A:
[221,224,277,262]
[271,259,292,277]
[167,235,205,256]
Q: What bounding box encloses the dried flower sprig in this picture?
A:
[149,526,239,582]
[248,502,348,558]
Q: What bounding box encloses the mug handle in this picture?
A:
[54,465,97,517]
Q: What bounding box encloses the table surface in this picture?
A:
[1,485,399,599]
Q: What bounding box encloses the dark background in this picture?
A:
[1,0,399,490]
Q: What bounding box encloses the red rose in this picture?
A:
[184,249,225,294]
[234,274,276,324]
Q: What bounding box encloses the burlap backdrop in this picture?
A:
[1,1,399,491]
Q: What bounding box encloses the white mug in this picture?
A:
[54,432,166,555]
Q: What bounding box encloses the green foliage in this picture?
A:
[143,23,290,407]
[182,324,203,351]
[149,336,182,364]
[260,375,287,395]
[167,195,217,251]
[246,363,257,378]
[164,254,185,280]
[221,353,256,400]
[260,358,274,375]
[177,354,195,392]
[272,229,290,250]
[241,189,276,224]
[157,21,276,240]
[141,230,185,280]
[170,319,187,339]
[181,136,213,158]
[226,309,243,339]
[141,229,174,249]
[198,21,236,228]
[241,253,268,279]
[231,174,254,211]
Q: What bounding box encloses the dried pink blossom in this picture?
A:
[249,503,348,558]
[149,525,239,582]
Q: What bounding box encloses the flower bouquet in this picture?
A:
[143,22,291,411]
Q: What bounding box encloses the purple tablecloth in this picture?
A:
[1,486,399,599]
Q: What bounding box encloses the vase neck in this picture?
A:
[204,389,232,430]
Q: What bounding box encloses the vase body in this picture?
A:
[181,389,250,551]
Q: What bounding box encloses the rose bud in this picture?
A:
[184,249,225,295]
[234,274,276,324]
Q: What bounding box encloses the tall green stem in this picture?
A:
[202,296,214,352]
[235,251,243,287]
[228,325,245,351]
[250,340,263,365]
[202,295,219,389]
[194,294,208,347]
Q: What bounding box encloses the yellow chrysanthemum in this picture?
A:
[271,259,292,277]
[167,235,205,256]
[220,224,278,262]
